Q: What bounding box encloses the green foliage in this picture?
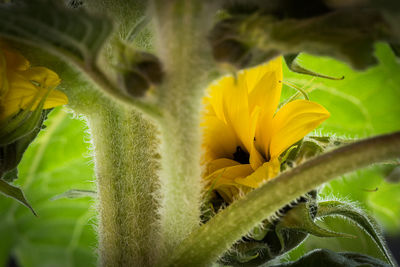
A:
[212,1,400,70]
[0,0,113,65]
[0,108,96,267]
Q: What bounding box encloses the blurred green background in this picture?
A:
[1,43,400,267]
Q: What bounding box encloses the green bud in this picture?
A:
[209,18,251,68]
[0,104,44,146]
[0,109,51,180]
[120,70,151,98]
[209,17,279,70]
[117,43,164,97]
[281,136,351,170]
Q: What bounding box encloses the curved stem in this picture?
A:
[166,132,400,267]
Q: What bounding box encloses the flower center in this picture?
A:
[233,146,250,164]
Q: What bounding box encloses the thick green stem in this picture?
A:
[151,0,217,255]
[87,100,161,267]
[166,132,400,266]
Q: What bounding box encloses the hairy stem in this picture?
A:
[87,99,161,267]
[151,0,217,256]
[166,132,400,266]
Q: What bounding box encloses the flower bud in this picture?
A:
[117,44,164,97]
[209,17,279,70]
[209,18,251,68]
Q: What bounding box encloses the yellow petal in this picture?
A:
[0,50,8,99]
[20,66,61,88]
[253,77,282,158]
[1,72,66,120]
[1,73,38,119]
[249,106,265,170]
[0,43,30,71]
[235,158,280,188]
[247,57,282,111]
[215,186,241,203]
[205,158,240,176]
[0,99,24,120]
[246,57,283,159]
[205,164,253,202]
[205,76,235,123]
[43,88,68,109]
[216,184,253,203]
[202,115,239,163]
[204,164,253,189]
[249,143,264,171]
[269,99,330,159]
[245,56,282,95]
[221,74,252,152]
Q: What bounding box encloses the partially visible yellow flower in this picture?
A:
[0,42,68,121]
[201,57,330,202]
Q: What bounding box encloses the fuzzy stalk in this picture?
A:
[151,0,217,255]
[87,99,161,267]
[166,132,400,266]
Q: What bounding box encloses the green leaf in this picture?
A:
[284,44,400,137]
[0,179,36,216]
[284,54,344,80]
[0,108,96,267]
[273,249,390,267]
[282,44,400,263]
[0,0,113,65]
[283,44,400,233]
[316,201,395,265]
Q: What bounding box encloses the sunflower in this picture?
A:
[201,57,330,202]
[0,41,67,121]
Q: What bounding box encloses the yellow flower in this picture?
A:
[0,42,68,121]
[201,57,330,202]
